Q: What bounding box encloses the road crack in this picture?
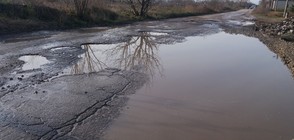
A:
[38,81,132,140]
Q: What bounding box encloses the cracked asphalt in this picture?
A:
[0,69,147,140]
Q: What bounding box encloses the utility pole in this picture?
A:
[283,0,289,18]
[274,0,278,11]
[269,0,273,9]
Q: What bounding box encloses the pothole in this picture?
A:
[19,55,50,71]
[227,20,255,26]
[149,32,169,36]
[50,47,71,52]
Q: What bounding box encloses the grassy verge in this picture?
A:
[253,12,285,23]
[252,5,294,23]
[0,2,248,35]
[0,3,129,35]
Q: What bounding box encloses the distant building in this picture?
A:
[272,0,294,10]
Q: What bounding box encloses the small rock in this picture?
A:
[256,16,294,39]
[10,78,13,80]
[281,33,294,42]
[35,91,38,94]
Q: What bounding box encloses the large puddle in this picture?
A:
[99,32,294,140]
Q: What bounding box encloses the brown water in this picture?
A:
[101,32,294,140]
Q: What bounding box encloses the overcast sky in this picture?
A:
[251,0,260,4]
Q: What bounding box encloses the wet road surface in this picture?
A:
[102,32,294,140]
[1,10,294,140]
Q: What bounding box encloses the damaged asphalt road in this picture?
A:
[0,68,147,140]
[0,10,255,140]
[0,28,150,140]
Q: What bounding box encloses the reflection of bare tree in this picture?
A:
[108,31,163,78]
[70,44,107,74]
[69,32,162,78]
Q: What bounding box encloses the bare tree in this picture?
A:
[283,0,289,18]
[127,0,154,17]
[274,0,278,11]
[74,0,89,19]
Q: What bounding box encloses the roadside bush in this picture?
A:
[34,5,63,21]
[0,3,62,21]
[206,0,224,12]
[193,4,215,14]
[253,5,270,15]
[0,3,33,19]
[91,7,119,21]
[74,0,90,19]
[253,0,271,15]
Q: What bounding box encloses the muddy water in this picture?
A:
[101,32,294,140]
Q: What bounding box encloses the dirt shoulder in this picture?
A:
[251,14,294,75]
[253,11,294,41]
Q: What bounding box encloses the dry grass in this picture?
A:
[0,0,247,34]
[253,11,285,23]
[138,1,242,19]
[266,11,283,17]
[252,0,285,23]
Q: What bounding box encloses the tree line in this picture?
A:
[0,0,251,19]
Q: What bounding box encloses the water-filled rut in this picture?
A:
[102,32,294,140]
